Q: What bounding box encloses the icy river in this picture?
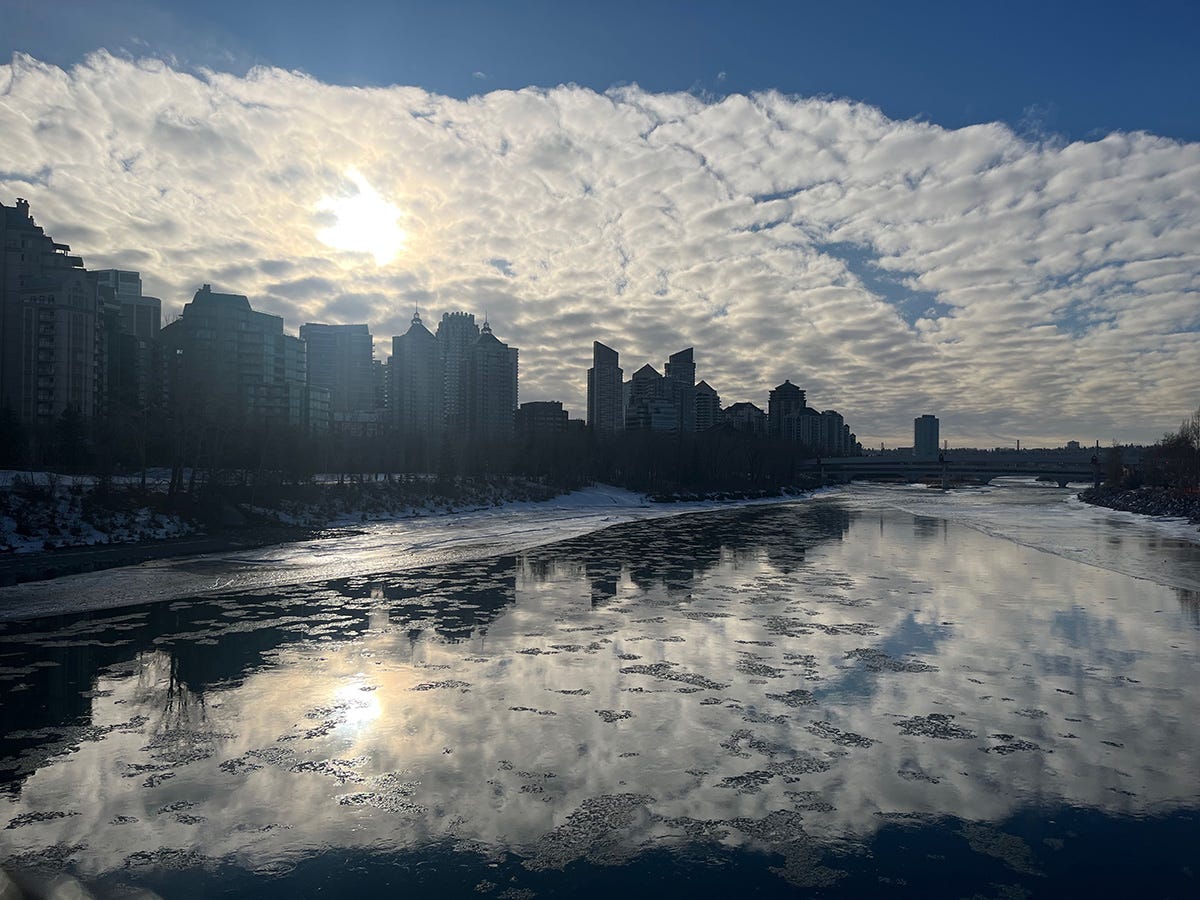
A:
[1,481,1198,897]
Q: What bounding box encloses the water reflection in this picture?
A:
[1178,587,1200,626]
[1,494,1198,896]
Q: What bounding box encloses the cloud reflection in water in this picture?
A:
[0,491,1197,892]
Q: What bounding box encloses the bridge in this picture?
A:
[794,451,1123,487]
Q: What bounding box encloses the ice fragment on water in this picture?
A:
[594,709,634,723]
[895,713,977,739]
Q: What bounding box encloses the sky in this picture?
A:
[2,0,1198,446]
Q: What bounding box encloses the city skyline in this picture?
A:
[2,5,1198,446]
[0,191,864,463]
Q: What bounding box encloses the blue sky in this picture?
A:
[2,0,1198,445]
[7,0,1200,141]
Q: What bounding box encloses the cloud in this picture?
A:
[1,51,1197,445]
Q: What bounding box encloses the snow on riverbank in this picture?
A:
[0,473,194,553]
[0,470,558,554]
[0,484,827,620]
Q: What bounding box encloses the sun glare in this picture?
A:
[335,681,382,732]
[316,168,407,265]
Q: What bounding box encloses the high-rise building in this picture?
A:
[722,401,767,435]
[625,364,673,431]
[767,380,806,440]
[586,341,623,434]
[665,347,695,387]
[624,355,702,433]
[821,410,846,456]
[90,269,161,342]
[390,309,442,439]
[299,323,375,432]
[0,198,99,425]
[160,284,306,429]
[89,269,167,420]
[517,400,568,439]
[372,358,387,415]
[914,414,940,459]
[695,380,721,431]
[467,320,518,441]
[664,347,697,432]
[437,311,480,436]
[796,411,823,450]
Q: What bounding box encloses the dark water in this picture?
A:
[2,486,1198,897]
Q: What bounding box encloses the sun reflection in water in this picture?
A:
[336,679,382,732]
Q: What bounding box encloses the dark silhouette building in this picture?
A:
[91,269,160,342]
[437,311,480,436]
[695,380,721,431]
[467,320,518,441]
[821,409,847,455]
[90,269,163,416]
[624,348,699,433]
[390,308,441,440]
[586,341,623,434]
[665,347,696,387]
[767,380,806,440]
[160,284,307,429]
[665,347,697,432]
[517,400,568,439]
[722,401,767,435]
[914,414,940,458]
[624,363,676,431]
[0,199,99,425]
[299,322,376,433]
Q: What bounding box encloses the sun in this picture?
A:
[316,168,407,265]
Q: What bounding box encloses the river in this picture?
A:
[1,480,1197,897]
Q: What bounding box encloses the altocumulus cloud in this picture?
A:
[2,51,1198,445]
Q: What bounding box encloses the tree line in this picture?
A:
[1139,406,1200,491]
[0,401,823,500]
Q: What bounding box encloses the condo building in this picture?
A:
[467,321,519,441]
[586,341,624,434]
[517,400,569,438]
[437,311,480,436]
[623,347,700,433]
[0,199,99,425]
[695,380,721,431]
[91,269,161,342]
[299,322,377,432]
[914,414,940,459]
[722,401,767,435]
[390,309,441,439]
[160,284,307,429]
[767,380,807,440]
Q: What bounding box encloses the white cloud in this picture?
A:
[1,51,1197,445]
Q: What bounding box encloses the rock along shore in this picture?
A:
[1077,486,1200,524]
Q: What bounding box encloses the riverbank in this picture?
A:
[0,473,563,587]
[0,524,321,587]
[0,478,823,595]
[0,472,568,556]
[1077,486,1200,523]
[0,475,561,566]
